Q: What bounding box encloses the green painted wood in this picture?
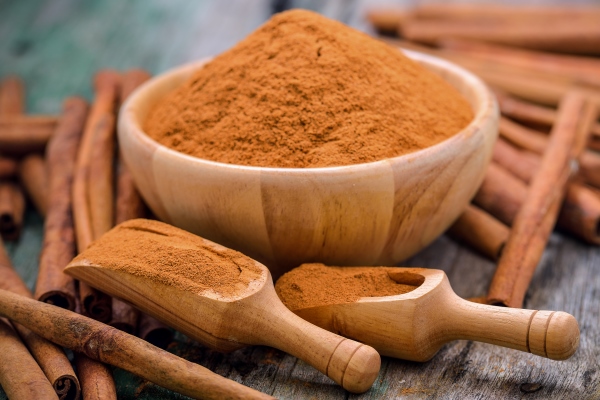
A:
[1,1,599,399]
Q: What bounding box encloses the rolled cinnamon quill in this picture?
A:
[495,91,559,127]
[0,318,58,400]
[0,116,57,155]
[382,38,586,106]
[493,139,600,245]
[70,72,121,400]
[480,69,575,107]
[400,17,600,55]
[109,69,152,334]
[18,154,48,217]
[559,184,600,245]
[34,97,88,312]
[473,163,527,227]
[0,181,25,241]
[500,117,600,189]
[0,76,26,243]
[494,91,600,151]
[0,289,274,400]
[441,39,600,88]
[412,4,600,25]
[74,295,117,400]
[74,354,116,400]
[1,239,80,400]
[73,71,121,322]
[488,91,594,308]
[447,205,509,261]
[88,112,116,240]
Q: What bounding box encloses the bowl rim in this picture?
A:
[120,49,497,174]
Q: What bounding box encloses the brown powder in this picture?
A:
[72,219,262,297]
[145,9,473,168]
[275,263,420,310]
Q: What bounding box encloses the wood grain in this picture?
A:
[1,0,599,399]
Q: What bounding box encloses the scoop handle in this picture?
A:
[448,296,579,360]
[254,303,380,394]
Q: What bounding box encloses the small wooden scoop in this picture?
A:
[65,220,380,394]
[276,266,579,362]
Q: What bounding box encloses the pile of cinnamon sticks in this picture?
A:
[368,4,600,309]
[368,4,600,56]
[0,71,174,399]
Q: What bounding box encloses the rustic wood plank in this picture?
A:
[1,0,598,399]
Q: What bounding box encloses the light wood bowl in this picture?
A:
[118,50,498,278]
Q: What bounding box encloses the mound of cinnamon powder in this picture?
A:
[145,9,473,168]
[275,263,421,310]
[72,219,262,297]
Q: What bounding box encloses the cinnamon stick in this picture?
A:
[73,354,115,399]
[108,69,152,334]
[499,116,600,189]
[0,116,57,155]
[72,296,117,400]
[476,69,578,106]
[400,17,600,55]
[73,71,120,321]
[73,70,120,254]
[88,112,116,239]
[495,90,559,126]
[0,318,58,400]
[499,117,547,153]
[473,163,527,227]
[447,205,509,261]
[69,73,120,400]
[34,97,88,312]
[487,91,594,308]
[138,313,173,350]
[0,181,25,241]
[412,4,600,24]
[78,282,112,323]
[0,238,80,400]
[0,289,274,400]
[440,38,600,88]
[0,156,17,179]
[381,38,591,106]
[18,154,48,217]
[493,138,600,245]
[0,76,26,242]
[559,184,600,245]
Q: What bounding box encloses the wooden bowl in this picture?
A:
[118,50,498,278]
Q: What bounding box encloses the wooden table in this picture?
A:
[1,0,598,398]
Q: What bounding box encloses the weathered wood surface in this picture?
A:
[0,0,598,399]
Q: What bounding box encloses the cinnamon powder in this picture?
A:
[145,9,472,168]
[275,263,420,310]
[72,219,262,297]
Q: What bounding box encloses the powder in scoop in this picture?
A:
[145,9,473,168]
[72,219,262,297]
[275,263,420,310]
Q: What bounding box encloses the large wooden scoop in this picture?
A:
[275,265,579,362]
[65,219,380,394]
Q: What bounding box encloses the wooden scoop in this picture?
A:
[277,266,579,362]
[65,220,380,394]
